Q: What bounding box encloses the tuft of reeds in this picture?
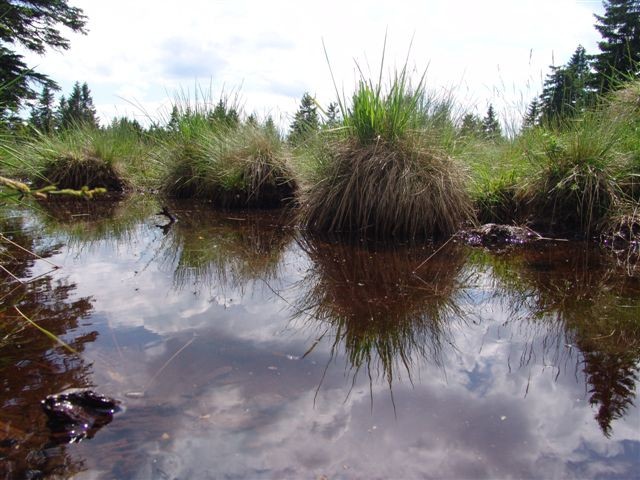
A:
[297,47,474,240]
[9,123,154,192]
[161,111,297,208]
[516,114,627,237]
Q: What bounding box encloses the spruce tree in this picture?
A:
[325,101,340,127]
[460,113,483,136]
[80,82,98,127]
[209,99,240,127]
[289,92,319,143]
[29,84,57,133]
[523,98,541,128]
[264,115,279,139]
[167,105,180,132]
[57,81,99,129]
[538,45,594,122]
[481,104,501,140]
[592,0,640,92]
[0,1,87,122]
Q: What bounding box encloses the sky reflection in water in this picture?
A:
[1,200,638,479]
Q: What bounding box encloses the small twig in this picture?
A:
[413,235,454,273]
[0,233,61,269]
[143,334,196,392]
[14,306,78,355]
[591,330,615,340]
[0,263,23,283]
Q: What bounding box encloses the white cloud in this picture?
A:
[19,0,603,128]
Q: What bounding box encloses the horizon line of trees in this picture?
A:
[1,0,638,139]
[524,0,639,127]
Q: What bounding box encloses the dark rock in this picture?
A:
[461,223,540,247]
[42,389,121,444]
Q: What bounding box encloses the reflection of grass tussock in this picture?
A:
[160,202,293,289]
[35,195,160,247]
[296,235,467,385]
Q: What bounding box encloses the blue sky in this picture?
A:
[22,0,605,130]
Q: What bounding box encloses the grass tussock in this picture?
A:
[516,116,627,236]
[162,120,296,208]
[298,48,473,240]
[10,123,154,192]
[300,136,473,239]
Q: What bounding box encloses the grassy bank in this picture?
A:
[1,80,638,249]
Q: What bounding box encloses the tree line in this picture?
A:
[1,0,639,137]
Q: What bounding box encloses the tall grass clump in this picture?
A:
[463,134,530,225]
[604,80,640,200]
[160,97,296,208]
[9,122,153,192]
[517,113,629,237]
[298,48,473,240]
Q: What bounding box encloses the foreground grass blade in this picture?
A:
[14,306,79,355]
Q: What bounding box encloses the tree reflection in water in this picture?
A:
[0,214,97,478]
[470,244,640,437]
[294,235,469,405]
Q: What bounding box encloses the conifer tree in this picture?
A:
[209,99,240,127]
[289,92,319,143]
[538,46,594,122]
[325,101,340,127]
[80,82,98,126]
[0,1,87,122]
[523,98,541,128]
[592,0,640,92]
[167,105,180,132]
[29,84,57,133]
[460,113,483,136]
[481,104,501,140]
[264,115,280,139]
[57,81,99,129]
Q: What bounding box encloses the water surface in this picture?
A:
[1,197,638,479]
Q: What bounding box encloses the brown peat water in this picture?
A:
[1,196,638,479]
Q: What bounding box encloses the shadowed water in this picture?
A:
[0,198,638,479]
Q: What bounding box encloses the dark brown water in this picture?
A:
[1,197,639,479]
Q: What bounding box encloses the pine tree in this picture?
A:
[538,45,594,122]
[0,1,87,122]
[460,113,483,136]
[289,92,319,143]
[481,104,501,140]
[80,82,98,127]
[523,98,541,128]
[29,84,58,133]
[592,0,640,92]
